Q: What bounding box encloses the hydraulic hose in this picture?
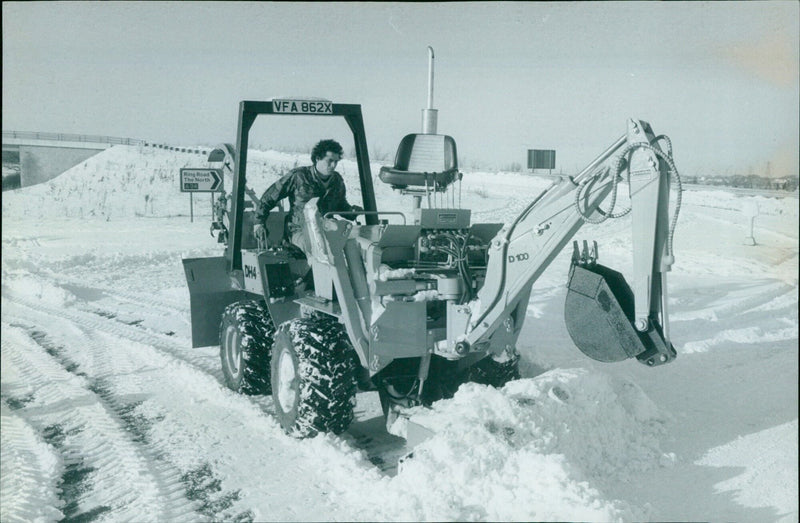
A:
[575,138,683,259]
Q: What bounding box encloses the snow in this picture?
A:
[0,401,64,523]
[2,144,798,521]
[697,420,798,517]
[382,370,669,520]
[378,266,417,281]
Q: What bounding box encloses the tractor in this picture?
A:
[183,51,680,438]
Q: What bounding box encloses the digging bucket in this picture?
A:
[564,262,675,365]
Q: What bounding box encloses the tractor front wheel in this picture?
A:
[219,301,275,395]
[271,313,358,437]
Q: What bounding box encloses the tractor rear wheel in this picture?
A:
[467,349,521,388]
[271,313,358,437]
[219,301,275,395]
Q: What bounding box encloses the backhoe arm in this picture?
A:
[457,119,678,366]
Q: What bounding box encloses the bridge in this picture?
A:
[2,131,144,189]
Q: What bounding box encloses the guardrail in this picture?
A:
[2,131,221,157]
[2,131,144,146]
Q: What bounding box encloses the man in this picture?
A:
[254,139,361,251]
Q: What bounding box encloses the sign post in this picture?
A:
[180,168,223,222]
[743,200,759,246]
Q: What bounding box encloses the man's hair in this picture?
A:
[311,139,344,163]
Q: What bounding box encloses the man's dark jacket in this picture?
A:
[256,165,358,237]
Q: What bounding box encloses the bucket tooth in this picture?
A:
[572,239,599,267]
[589,240,598,265]
[571,240,581,264]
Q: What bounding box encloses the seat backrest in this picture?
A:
[394,134,458,173]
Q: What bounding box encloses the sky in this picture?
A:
[2,1,798,176]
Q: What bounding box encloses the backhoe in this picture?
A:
[183,51,681,438]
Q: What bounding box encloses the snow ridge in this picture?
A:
[0,401,64,522]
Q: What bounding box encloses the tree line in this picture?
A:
[682,174,799,192]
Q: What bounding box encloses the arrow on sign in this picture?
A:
[208,170,222,191]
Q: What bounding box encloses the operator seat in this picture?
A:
[379,134,460,190]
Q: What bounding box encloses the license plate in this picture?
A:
[272,99,333,114]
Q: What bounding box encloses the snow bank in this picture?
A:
[323,368,671,521]
[2,272,77,307]
[1,145,306,220]
[1,144,555,226]
[683,189,799,219]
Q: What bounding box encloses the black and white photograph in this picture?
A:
[2,2,798,521]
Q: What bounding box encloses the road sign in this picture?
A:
[180,168,223,192]
[527,149,556,170]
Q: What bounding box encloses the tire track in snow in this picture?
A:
[6,263,191,338]
[2,316,258,521]
[3,281,408,475]
[3,242,202,315]
[681,325,798,354]
[0,401,64,522]
[670,279,798,354]
[671,279,795,322]
[57,272,188,314]
[3,287,220,381]
[1,325,199,522]
[26,318,256,522]
[706,280,794,318]
[1,295,377,520]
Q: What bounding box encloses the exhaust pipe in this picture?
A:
[422,46,438,134]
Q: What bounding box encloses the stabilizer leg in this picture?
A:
[183,256,249,348]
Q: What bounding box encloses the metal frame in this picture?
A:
[226,100,379,272]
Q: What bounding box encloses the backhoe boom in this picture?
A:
[457,119,677,366]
